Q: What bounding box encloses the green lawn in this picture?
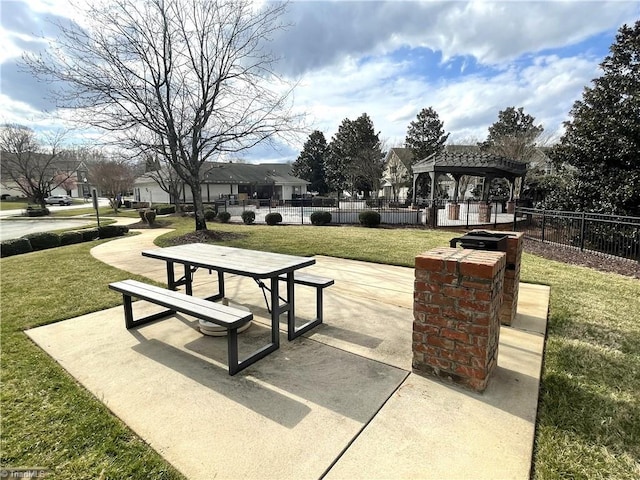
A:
[1,217,639,478]
[0,200,29,210]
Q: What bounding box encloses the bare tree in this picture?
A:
[87,158,135,213]
[144,153,183,212]
[24,0,301,230]
[0,124,78,207]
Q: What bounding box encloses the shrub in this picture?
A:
[217,211,231,223]
[81,228,100,241]
[1,238,33,257]
[25,205,49,217]
[310,211,332,226]
[265,212,282,225]
[22,232,61,250]
[138,209,148,223]
[204,207,217,221]
[98,225,129,239]
[181,204,195,213]
[60,231,84,246]
[359,210,381,227]
[312,197,337,207]
[152,204,176,215]
[241,210,255,225]
[145,210,156,225]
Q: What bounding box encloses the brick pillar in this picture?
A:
[413,247,506,392]
[478,203,492,223]
[470,230,524,326]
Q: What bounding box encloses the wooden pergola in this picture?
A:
[411,148,528,204]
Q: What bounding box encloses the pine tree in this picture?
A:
[554,21,640,215]
[479,106,543,162]
[326,113,383,196]
[292,131,329,194]
[404,107,449,162]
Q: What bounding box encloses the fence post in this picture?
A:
[301,201,304,225]
[580,211,586,252]
[513,202,518,230]
[541,209,546,243]
[465,199,470,229]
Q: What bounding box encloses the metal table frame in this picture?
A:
[141,244,317,348]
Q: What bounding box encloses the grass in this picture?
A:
[1,216,639,478]
[0,200,29,210]
[48,206,140,218]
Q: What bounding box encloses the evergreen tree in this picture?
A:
[292,131,329,194]
[554,21,640,215]
[479,106,543,162]
[404,107,449,162]
[326,113,383,196]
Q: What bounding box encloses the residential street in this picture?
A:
[0,199,110,241]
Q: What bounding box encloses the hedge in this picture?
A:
[0,238,33,258]
[60,231,84,246]
[152,204,176,215]
[217,211,231,223]
[241,210,255,225]
[204,207,217,221]
[22,232,61,250]
[82,229,100,241]
[310,211,332,226]
[98,225,129,238]
[0,225,129,258]
[359,210,381,227]
[265,212,282,225]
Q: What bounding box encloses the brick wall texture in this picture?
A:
[413,247,506,392]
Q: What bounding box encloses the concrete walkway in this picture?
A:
[26,226,549,479]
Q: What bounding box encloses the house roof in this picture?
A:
[136,162,309,186]
[386,147,414,170]
[202,162,308,186]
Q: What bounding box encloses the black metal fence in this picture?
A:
[214,198,516,228]
[514,207,640,261]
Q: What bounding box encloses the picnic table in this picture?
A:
[141,243,318,342]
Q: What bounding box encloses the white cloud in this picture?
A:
[1,0,638,162]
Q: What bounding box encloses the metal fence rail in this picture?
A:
[514,207,640,261]
[213,198,516,229]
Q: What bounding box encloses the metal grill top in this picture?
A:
[449,231,509,251]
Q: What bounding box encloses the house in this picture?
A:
[0,151,90,199]
[133,162,310,204]
[380,147,414,201]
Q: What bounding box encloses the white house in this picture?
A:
[380,147,414,201]
[133,162,309,204]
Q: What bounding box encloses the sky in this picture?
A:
[1,0,638,163]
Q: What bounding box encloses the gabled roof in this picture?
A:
[385,147,414,171]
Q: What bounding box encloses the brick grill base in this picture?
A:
[413,247,506,392]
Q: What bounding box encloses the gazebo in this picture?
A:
[412,147,527,211]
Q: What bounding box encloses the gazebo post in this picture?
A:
[412,173,418,206]
[448,173,463,220]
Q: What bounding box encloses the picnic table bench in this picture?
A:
[109,279,276,375]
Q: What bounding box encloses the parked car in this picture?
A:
[45,195,73,206]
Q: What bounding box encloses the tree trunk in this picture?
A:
[189,182,208,231]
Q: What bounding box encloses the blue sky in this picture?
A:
[1,0,638,163]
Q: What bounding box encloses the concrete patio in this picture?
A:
[26,226,549,479]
